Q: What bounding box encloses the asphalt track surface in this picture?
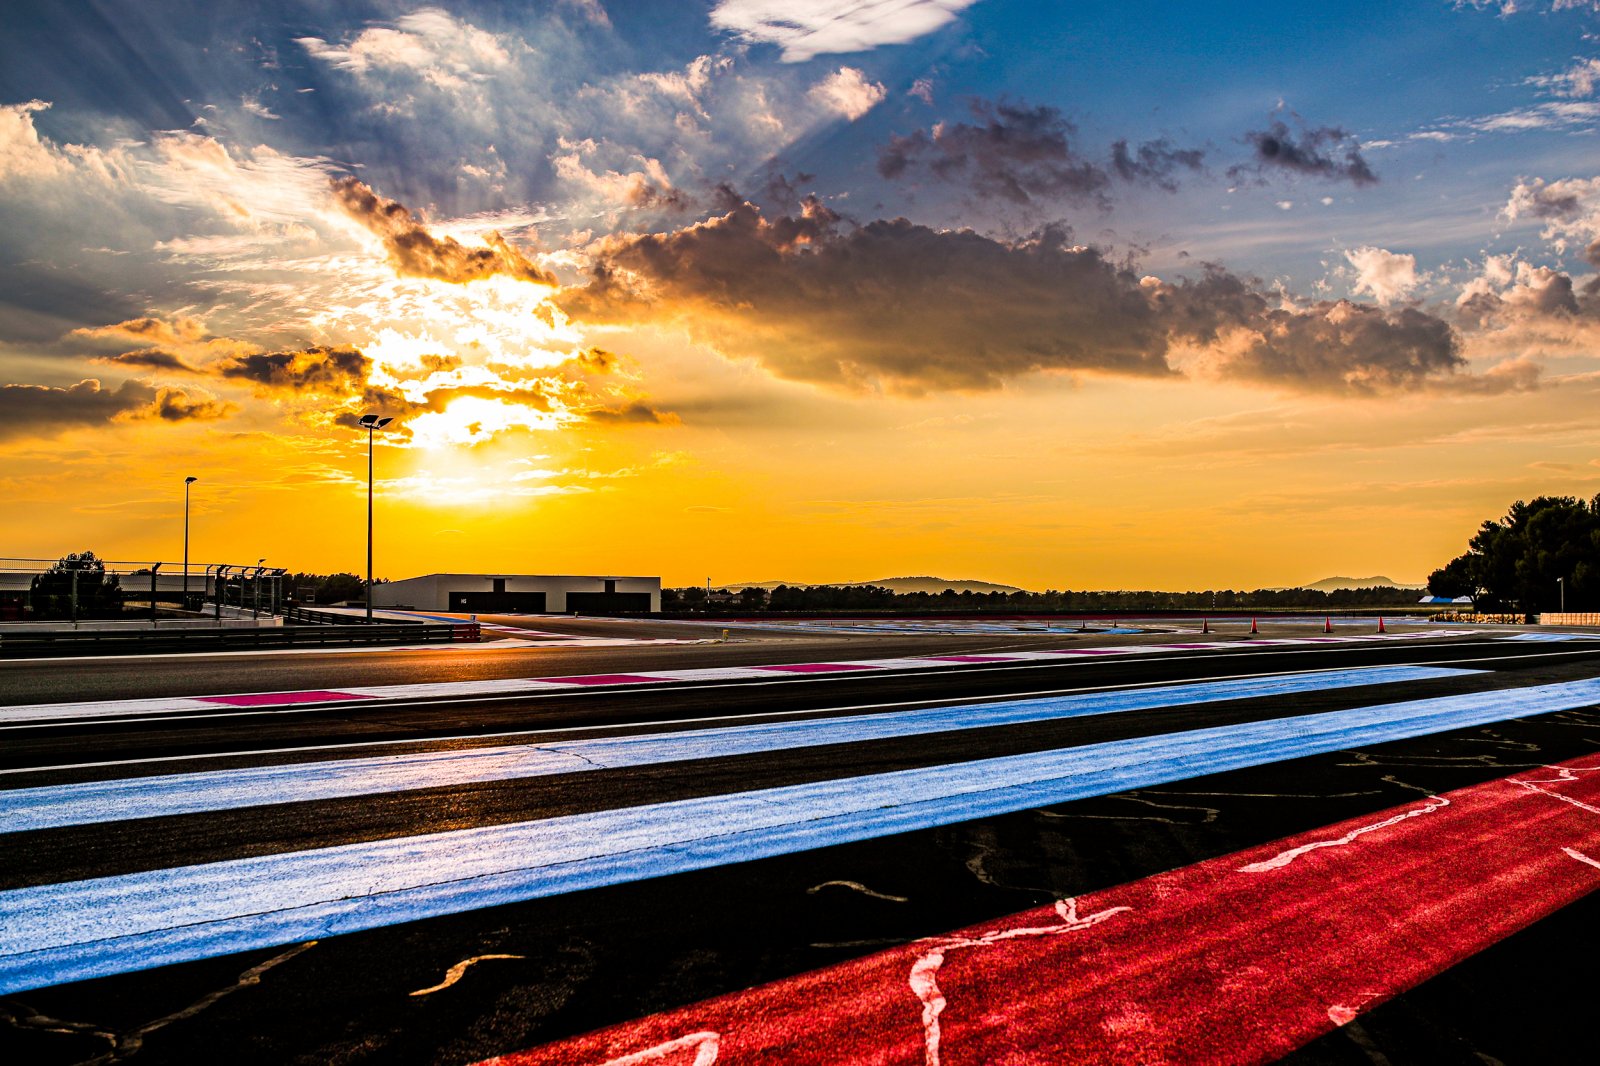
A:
[4,619,1600,1064]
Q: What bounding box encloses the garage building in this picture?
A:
[373,574,660,614]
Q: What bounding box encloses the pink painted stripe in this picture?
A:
[535,674,671,686]
[476,754,1600,1066]
[923,655,1018,663]
[1043,647,1127,656]
[753,663,879,673]
[197,690,374,706]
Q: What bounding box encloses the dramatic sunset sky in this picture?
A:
[4,1,1600,588]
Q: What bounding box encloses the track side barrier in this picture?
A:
[0,622,460,657]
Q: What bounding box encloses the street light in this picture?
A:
[183,476,198,609]
[358,414,393,621]
[1559,576,1566,613]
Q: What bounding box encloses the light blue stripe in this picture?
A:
[1,666,1468,832]
[2,675,1596,993]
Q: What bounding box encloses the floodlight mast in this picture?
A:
[183,476,198,608]
[358,414,394,621]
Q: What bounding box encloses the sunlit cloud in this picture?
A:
[710,0,979,62]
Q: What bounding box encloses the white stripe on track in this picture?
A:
[0,666,1471,832]
[2,673,1596,994]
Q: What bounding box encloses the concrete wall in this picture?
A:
[373,573,661,613]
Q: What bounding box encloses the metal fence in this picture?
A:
[0,556,288,623]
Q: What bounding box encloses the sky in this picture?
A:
[4,0,1600,590]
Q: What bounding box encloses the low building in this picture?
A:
[373,573,660,614]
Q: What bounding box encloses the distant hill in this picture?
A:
[1292,575,1424,592]
[726,576,1024,594]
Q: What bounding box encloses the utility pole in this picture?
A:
[358,414,393,621]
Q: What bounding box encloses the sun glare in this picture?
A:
[405,395,574,449]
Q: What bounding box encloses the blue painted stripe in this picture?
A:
[1,666,1470,832]
[2,675,1596,994]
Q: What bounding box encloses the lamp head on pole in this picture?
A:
[358,414,393,430]
[185,476,198,484]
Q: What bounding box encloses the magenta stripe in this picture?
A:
[198,690,373,706]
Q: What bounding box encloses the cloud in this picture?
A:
[562,200,1166,392]
[1109,138,1205,191]
[1501,175,1600,264]
[0,379,229,438]
[584,401,680,424]
[1344,246,1420,305]
[1230,117,1377,186]
[709,0,979,62]
[877,100,1110,206]
[297,8,512,93]
[1529,56,1600,98]
[551,140,690,213]
[138,387,236,422]
[1149,268,1465,393]
[213,346,372,393]
[808,67,888,121]
[561,199,1477,396]
[330,177,557,285]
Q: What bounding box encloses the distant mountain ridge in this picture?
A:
[726,576,1024,594]
[1291,575,1424,592]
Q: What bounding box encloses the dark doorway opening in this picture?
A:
[450,591,547,613]
[567,591,651,613]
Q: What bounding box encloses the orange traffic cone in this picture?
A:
[1378,616,1386,634]
[1324,617,1333,633]
[1202,617,1210,634]
[1250,617,1259,635]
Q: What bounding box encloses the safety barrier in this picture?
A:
[1538,613,1600,627]
[0,620,478,657]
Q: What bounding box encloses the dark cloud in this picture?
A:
[1230,118,1377,186]
[584,401,678,425]
[1150,266,1463,392]
[330,177,557,285]
[140,387,236,422]
[877,100,1110,206]
[563,203,1474,396]
[214,346,371,392]
[1110,138,1205,191]
[1515,183,1587,220]
[95,348,198,372]
[0,378,227,437]
[562,199,1170,392]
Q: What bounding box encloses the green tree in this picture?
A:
[1429,495,1600,614]
[30,551,123,620]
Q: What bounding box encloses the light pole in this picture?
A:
[183,475,198,609]
[1559,576,1566,613]
[358,414,393,621]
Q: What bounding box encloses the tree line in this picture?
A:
[664,583,1422,613]
[1428,495,1600,614]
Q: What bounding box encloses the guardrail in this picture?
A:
[0,621,480,657]
[282,605,423,626]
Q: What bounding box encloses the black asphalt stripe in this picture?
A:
[0,669,1574,889]
[6,713,1595,1066]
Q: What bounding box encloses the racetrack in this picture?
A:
[3,617,1598,1064]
